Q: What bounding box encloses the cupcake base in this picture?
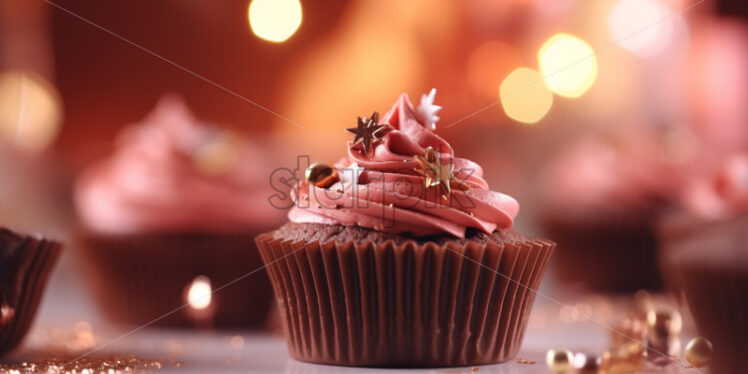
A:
[78,232,274,329]
[660,214,748,374]
[676,265,747,374]
[541,216,661,292]
[0,229,62,355]
[256,223,555,367]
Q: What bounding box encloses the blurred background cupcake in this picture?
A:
[658,153,747,374]
[537,128,686,292]
[73,95,285,328]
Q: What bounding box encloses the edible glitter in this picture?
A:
[0,356,176,374]
[515,357,536,364]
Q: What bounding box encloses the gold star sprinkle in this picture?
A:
[346,111,391,155]
[414,146,468,200]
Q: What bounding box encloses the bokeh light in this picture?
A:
[248,0,302,43]
[538,33,598,98]
[186,276,212,310]
[467,41,522,100]
[609,0,674,56]
[534,0,579,15]
[500,67,553,124]
[0,71,62,151]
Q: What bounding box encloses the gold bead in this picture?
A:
[684,337,713,368]
[305,161,339,188]
[573,352,609,373]
[546,349,573,372]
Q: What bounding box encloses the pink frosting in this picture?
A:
[75,95,281,234]
[288,93,519,238]
[683,154,748,219]
[541,133,684,220]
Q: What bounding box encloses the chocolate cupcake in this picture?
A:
[538,133,682,292]
[256,90,555,367]
[659,154,748,374]
[0,227,62,355]
[74,96,284,328]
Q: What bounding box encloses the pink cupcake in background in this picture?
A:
[658,154,748,374]
[74,95,284,328]
[538,132,683,292]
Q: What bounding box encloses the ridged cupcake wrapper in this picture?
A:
[256,234,555,367]
[78,233,274,328]
[0,237,61,355]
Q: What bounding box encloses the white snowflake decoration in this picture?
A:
[417,88,442,130]
[339,162,364,191]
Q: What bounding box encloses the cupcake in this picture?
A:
[0,226,62,355]
[74,95,284,328]
[659,154,748,374]
[538,133,683,292]
[256,90,555,367]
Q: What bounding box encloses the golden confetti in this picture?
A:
[0,355,176,374]
[345,112,391,155]
[414,146,468,200]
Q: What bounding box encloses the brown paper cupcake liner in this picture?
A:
[0,232,62,355]
[255,233,555,367]
[78,232,274,329]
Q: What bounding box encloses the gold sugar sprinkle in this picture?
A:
[0,355,177,374]
[516,357,536,364]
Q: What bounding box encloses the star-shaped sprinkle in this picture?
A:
[414,146,468,200]
[346,111,391,155]
[417,88,442,130]
[339,162,364,190]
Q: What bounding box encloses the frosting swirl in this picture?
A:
[288,92,519,238]
[75,95,281,234]
[540,133,683,222]
[683,154,748,219]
